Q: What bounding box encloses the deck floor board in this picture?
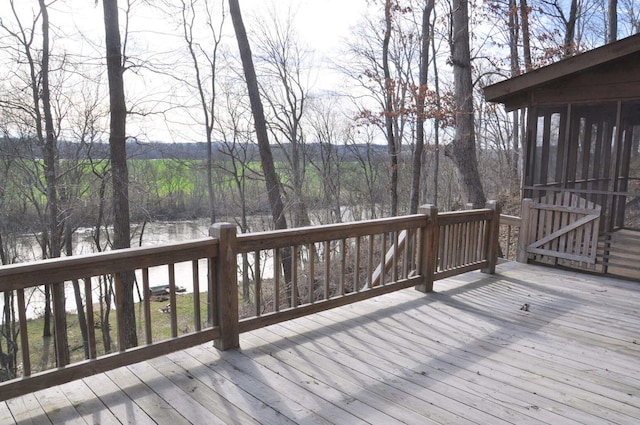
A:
[2,262,639,424]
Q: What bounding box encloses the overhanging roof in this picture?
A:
[484,33,640,110]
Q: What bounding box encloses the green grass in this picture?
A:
[22,292,210,373]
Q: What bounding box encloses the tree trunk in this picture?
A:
[431,18,441,206]
[509,0,521,184]
[520,0,532,71]
[410,0,434,214]
[564,0,579,57]
[39,0,69,366]
[382,0,398,216]
[65,224,90,359]
[228,0,293,306]
[181,0,220,224]
[102,0,137,348]
[608,0,618,43]
[446,0,487,208]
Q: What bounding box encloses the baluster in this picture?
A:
[324,240,331,299]
[84,278,97,358]
[309,243,316,304]
[168,263,177,337]
[17,289,30,376]
[142,268,152,344]
[354,236,361,292]
[274,248,281,311]
[192,260,201,332]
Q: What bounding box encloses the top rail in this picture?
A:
[237,214,427,253]
[500,214,521,227]
[0,238,218,290]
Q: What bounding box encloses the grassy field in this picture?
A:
[23,292,210,373]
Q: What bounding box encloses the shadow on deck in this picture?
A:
[2,261,639,424]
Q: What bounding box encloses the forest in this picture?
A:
[1,0,635,260]
[0,0,638,376]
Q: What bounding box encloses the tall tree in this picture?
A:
[254,9,312,227]
[180,0,225,224]
[509,0,521,182]
[539,0,580,56]
[307,98,346,224]
[0,0,70,363]
[382,0,400,216]
[228,0,294,306]
[608,0,618,42]
[446,0,487,208]
[345,0,415,216]
[102,0,137,348]
[38,4,70,365]
[564,0,579,55]
[520,0,533,70]
[228,0,287,231]
[409,0,435,214]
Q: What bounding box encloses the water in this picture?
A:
[3,206,372,320]
[6,220,213,319]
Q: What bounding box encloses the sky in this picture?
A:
[3,0,371,143]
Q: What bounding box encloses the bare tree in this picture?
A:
[608,0,618,42]
[102,0,137,348]
[343,1,416,216]
[253,8,312,227]
[228,0,287,231]
[180,0,225,224]
[446,0,487,208]
[619,0,640,35]
[382,0,400,216]
[345,128,386,220]
[536,0,602,56]
[228,0,294,306]
[0,0,71,364]
[521,0,533,70]
[306,97,347,224]
[216,79,258,302]
[409,0,435,214]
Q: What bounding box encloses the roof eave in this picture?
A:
[483,33,640,105]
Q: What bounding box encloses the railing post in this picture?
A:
[210,223,240,350]
[517,198,532,263]
[416,204,438,293]
[482,200,501,274]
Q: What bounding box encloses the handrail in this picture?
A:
[236,214,427,253]
[500,214,521,227]
[0,202,502,401]
[499,213,522,261]
[0,238,218,290]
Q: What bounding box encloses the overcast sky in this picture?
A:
[3,0,371,143]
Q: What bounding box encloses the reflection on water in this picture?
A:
[3,207,364,319]
[8,220,214,319]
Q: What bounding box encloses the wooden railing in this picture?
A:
[0,202,501,401]
[500,214,522,261]
[0,238,220,401]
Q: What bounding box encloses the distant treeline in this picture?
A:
[0,138,388,161]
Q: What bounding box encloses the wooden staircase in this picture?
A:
[599,229,640,281]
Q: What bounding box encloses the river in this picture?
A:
[8,219,217,319]
[4,205,370,320]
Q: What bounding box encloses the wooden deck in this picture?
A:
[2,261,639,424]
